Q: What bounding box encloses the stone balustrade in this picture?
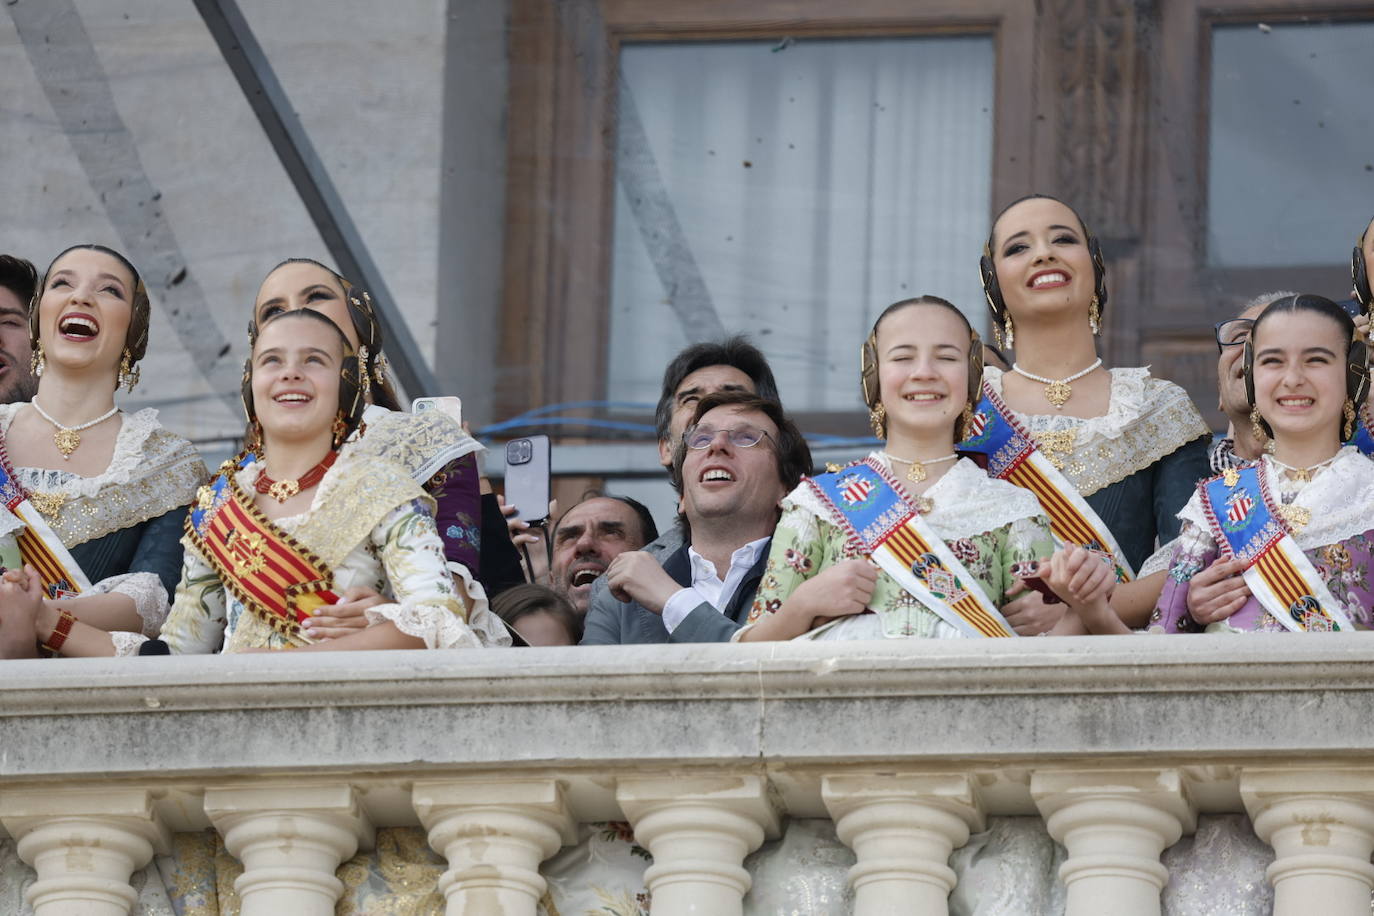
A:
[4,634,1374,914]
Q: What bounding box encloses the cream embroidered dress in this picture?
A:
[114,451,499,656]
[746,455,1055,639]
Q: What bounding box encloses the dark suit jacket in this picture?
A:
[580,537,770,645]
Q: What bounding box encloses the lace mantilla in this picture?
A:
[348,405,483,484]
[790,454,1046,542]
[0,405,207,547]
[1179,447,1374,550]
[984,366,1211,497]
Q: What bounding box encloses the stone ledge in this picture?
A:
[0,634,1371,781]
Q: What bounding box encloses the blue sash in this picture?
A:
[1200,464,1350,632]
[809,458,1014,638]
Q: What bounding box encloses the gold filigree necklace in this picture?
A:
[1011,358,1103,409]
[1270,453,1339,484]
[30,400,119,460]
[880,451,957,483]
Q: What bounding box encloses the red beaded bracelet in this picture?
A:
[41,609,77,655]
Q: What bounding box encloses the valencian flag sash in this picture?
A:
[0,438,89,598]
[188,457,339,641]
[1199,463,1351,632]
[1348,404,1374,457]
[959,383,1135,582]
[808,457,1016,638]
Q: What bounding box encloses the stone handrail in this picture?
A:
[3,634,1374,914]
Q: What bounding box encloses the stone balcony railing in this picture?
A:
[4,635,1374,915]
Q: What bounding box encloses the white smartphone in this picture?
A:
[504,435,551,524]
[411,396,463,426]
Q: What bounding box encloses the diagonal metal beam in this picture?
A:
[191,0,437,398]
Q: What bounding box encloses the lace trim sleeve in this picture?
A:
[110,631,149,657]
[363,602,486,649]
[86,572,170,636]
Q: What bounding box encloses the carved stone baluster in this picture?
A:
[617,773,780,916]
[204,784,372,916]
[1241,768,1374,916]
[822,772,985,915]
[1,786,170,916]
[1033,769,1195,916]
[414,778,574,916]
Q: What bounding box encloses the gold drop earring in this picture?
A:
[1250,407,1266,443]
[869,403,887,439]
[1343,398,1357,441]
[1089,294,1101,335]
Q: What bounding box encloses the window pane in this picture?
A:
[608,36,995,414]
[1208,20,1374,268]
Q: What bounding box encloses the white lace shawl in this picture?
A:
[982,366,1211,496]
[0,404,205,546]
[790,454,1046,542]
[1177,447,1374,551]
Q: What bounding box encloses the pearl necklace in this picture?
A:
[880,450,957,484]
[1011,358,1103,409]
[29,400,120,460]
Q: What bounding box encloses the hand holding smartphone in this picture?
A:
[503,435,551,524]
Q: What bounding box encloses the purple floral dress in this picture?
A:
[1151,449,1374,633]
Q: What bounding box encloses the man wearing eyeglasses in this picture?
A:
[1178,291,1297,625]
[1211,291,1297,473]
[580,391,812,644]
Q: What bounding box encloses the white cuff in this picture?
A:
[661,586,707,634]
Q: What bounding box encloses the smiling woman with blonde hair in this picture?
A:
[740,295,1120,642]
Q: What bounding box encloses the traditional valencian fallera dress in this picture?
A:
[0,403,206,634]
[745,453,1055,640]
[112,448,502,656]
[967,367,1212,576]
[1152,446,1374,633]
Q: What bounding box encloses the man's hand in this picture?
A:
[303,586,387,640]
[1185,556,1250,626]
[1000,578,1065,636]
[498,494,557,548]
[606,551,681,614]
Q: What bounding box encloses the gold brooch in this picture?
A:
[1223,467,1240,488]
[267,478,301,502]
[1276,503,1311,534]
[28,491,66,516]
[1032,429,1077,470]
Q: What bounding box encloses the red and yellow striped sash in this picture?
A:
[188,473,338,639]
[878,522,1014,638]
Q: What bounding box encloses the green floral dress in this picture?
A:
[747,455,1055,639]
